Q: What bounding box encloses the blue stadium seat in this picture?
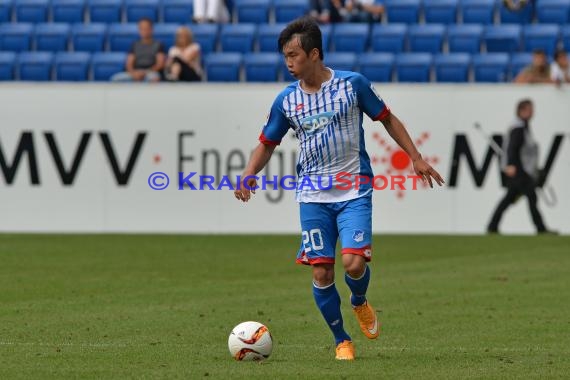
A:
[0,52,17,80]
[258,23,285,52]
[18,52,54,81]
[162,0,193,23]
[536,0,570,24]
[564,26,570,49]
[274,0,308,23]
[523,24,560,56]
[408,24,446,54]
[385,0,421,24]
[52,0,85,23]
[108,23,139,52]
[125,0,159,22]
[244,52,279,82]
[189,23,218,54]
[358,52,395,82]
[461,0,495,24]
[55,52,91,80]
[88,0,122,23]
[92,52,126,80]
[499,1,533,24]
[472,53,509,82]
[35,23,71,52]
[0,23,33,52]
[395,53,432,82]
[371,24,407,53]
[15,0,49,22]
[434,53,470,82]
[72,23,107,52]
[324,52,357,71]
[320,24,331,52]
[220,24,256,53]
[332,24,369,53]
[447,24,483,54]
[205,52,242,82]
[510,52,532,78]
[424,0,458,24]
[484,25,521,54]
[235,0,270,23]
[153,23,178,51]
[0,0,13,23]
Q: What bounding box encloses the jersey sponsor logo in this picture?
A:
[300,111,335,136]
[295,103,304,111]
[353,230,364,243]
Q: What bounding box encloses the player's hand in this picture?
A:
[413,157,444,188]
[505,165,517,178]
[234,175,258,202]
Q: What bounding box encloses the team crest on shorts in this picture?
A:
[353,230,364,243]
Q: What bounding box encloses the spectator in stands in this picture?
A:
[309,0,342,23]
[550,49,570,84]
[514,50,553,84]
[193,0,229,23]
[165,27,203,82]
[336,0,384,23]
[111,18,165,82]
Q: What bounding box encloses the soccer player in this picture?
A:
[234,18,444,360]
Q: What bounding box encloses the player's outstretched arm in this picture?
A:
[381,113,445,188]
[234,143,277,202]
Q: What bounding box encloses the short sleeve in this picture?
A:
[259,95,290,146]
[352,73,391,121]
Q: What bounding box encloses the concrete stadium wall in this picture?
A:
[0,83,569,234]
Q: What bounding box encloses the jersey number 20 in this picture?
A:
[302,229,324,252]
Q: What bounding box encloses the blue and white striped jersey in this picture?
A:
[259,69,390,203]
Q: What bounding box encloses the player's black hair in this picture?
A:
[517,99,533,115]
[278,17,324,60]
[553,49,567,61]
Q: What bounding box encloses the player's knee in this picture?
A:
[343,255,366,278]
[312,264,334,286]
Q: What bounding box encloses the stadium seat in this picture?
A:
[108,23,139,52]
[499,1,534,24]
[523,24,560,56]
[244,52,280,82]
[15,0,49,22]
[52,0,86,23]
[55,52,91,81]
[35,23,71,52]
[460,0,495,24]
[563,26,570,49]
[484,25,521,54]
[220,24,256,53]
[424,0,459,24]
[162,0,193,23]
[434,53,470,82]
[332,24,369,53]
[0,52,17,80]
[92,52,126,80]
[72,23,107,52]
[536,0,570,24]
[408,24,446,54]
[395,53,432,82]
[371,24,408,53]
[0,0,12,23]
[125,0,159,22]
[18,52,54,81]
[258,23,285,52]
[385,0,421,24]
[205,53,242,82]
[324,52,357,71]
[320,24,331,52]
[189,23,218,54]
[0,23,33,52]
[510,52,532,79]
[447,24,483,54]
[153,23,178,51]
[88,0,122,23]
[235,0,270,23]
[274,0,309,23]
[472,53,509,82]
[358,53,395,82]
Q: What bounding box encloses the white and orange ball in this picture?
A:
[228,321,273,361]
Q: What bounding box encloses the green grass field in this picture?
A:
[0,234,569,379]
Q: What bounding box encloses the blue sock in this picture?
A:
[345,265,371,307]
[312,282,351,345]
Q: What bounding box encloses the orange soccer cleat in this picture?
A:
[352,300,380,339]
[335,340,355,360]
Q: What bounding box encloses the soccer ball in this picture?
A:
[228,321,273,361]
